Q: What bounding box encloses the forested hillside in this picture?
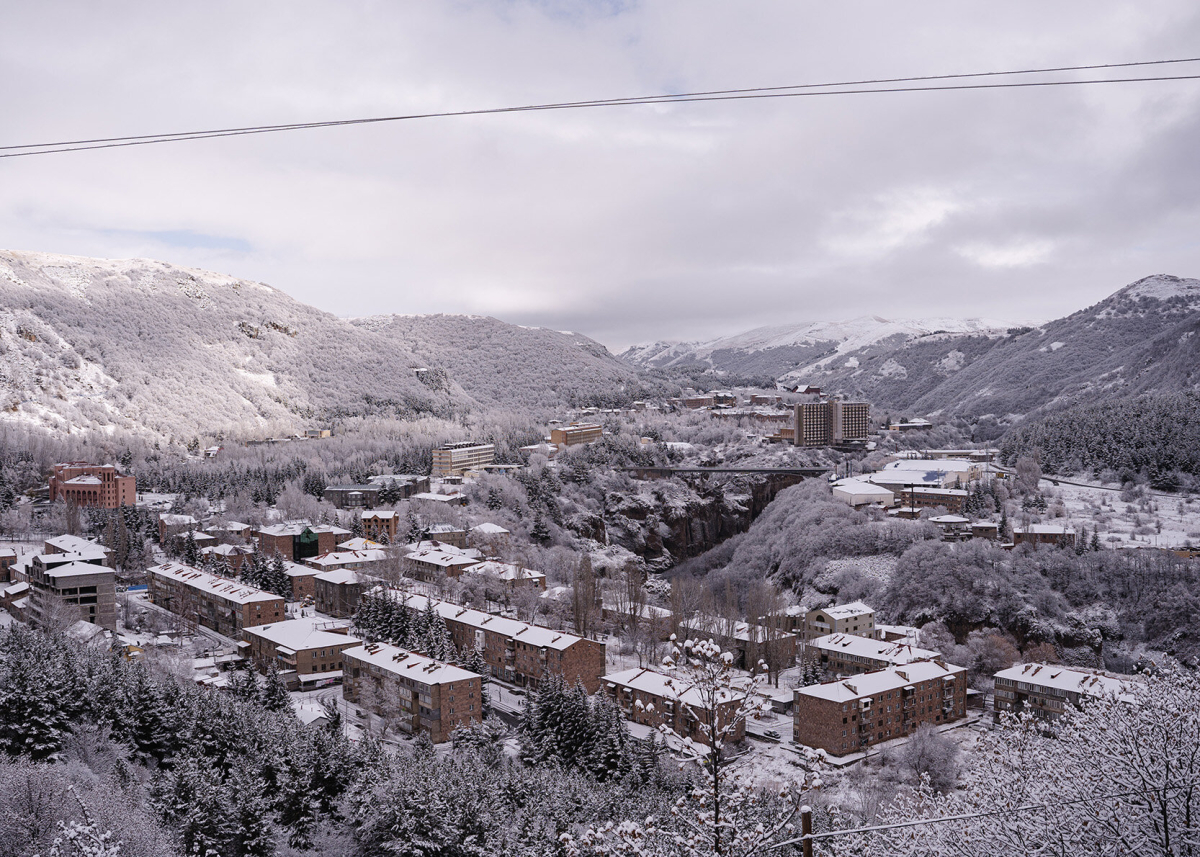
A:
[622,275,1200,425]
[354,313,665,410]
[1000,392,1200,486]
[0,251,654,443]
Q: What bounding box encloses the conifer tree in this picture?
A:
[227,667,260,704]
[261,663,292,713]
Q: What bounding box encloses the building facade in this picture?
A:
[793,661,968,756]
[342,643,483,742]
[48,463,135,509]
[550,423,603,446]
[797,602,877,642]
[242,618,359,681]
[805,633,941,676]
[361,511,399,542]
[898,487,970,515]
[27,555,116,631]
[147,562,285,638]
[385,592,606,692]
[992,663,1129,722]
[793,401,870,447]
[431,442,496,477]
[1013,525,1076,548]
[255,523,352,562]
[604,667,746,746]
[314,568,363,618]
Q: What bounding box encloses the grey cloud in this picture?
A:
[2,1,1200,351]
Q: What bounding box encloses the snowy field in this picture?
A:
[1038,476,1200,549]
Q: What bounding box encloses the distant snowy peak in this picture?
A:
[695,316,1008,356]
[1116,274,1200,302]
[0,248,277,299]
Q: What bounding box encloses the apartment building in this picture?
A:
[242,617,359,681]
[361,510,399,542]
[806,633,941,676]
[306,549,389,574]
[404,547,482,582]
[322,484,382,509]
[426,524,467,548]
[679,616,798,670]
[255,523,352,562]
[200,543,254,572]
[48,462,135,509]
[385,592,606,692]
[26,555,116,631]
[992,663,1131,722]
[549,423,603,446]
[147,562,285,638]
[0,548,16,582]
[604,667,747,746]
[158,513,200,545]
[342,643,483,743]
[314,568,363,618]
[1013,525,1076,548]
[797,602,876,642]
[898,487,970,515]
[431,442,496,477]
[43,534,114,568]
[793,401,870,447]
[465,560,547,592]
[793,660,968,756]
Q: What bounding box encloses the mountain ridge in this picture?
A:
[0,250,641,441]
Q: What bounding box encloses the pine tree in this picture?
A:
[1090,530,1103,551]
[0,645,73,761]
[226,762,277,857]
[261,663,292,713]
[228,667,260,704]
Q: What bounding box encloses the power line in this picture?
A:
[768,778,1200,849]
[3,57,1200,160]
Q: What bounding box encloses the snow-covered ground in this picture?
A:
[1038,477,1200,549]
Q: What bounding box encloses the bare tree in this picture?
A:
[571,554,597,637]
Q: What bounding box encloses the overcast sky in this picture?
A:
[3,2,1200,350]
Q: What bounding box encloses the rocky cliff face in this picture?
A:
[590,472,808,569]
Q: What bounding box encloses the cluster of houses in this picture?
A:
[158,511,549,603]
[829,451,1078,549]
[0,527,1137,753]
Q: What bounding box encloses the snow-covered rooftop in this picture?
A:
[257,522,352,537]
[994,663,1133,698]
[467,560,546,583]
[471,522,510,535]
[313,567,361,585]
[148,562,282,605]
[389,592,585,651]
[337,537,382,551]
[883,458,974,472]
[242,617,358,652]
[798,660,965,703]
[604,666,746,709]
[44,560,113,579]
[815,602,875,620]
[405,548,480,570]
[809,633,940,664]
[306,549,389,569]
[342,642,480,685]
[44,534,109,554]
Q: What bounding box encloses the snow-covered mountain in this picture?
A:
[0,250,641,441]
[623,275,1200,425]
[622,315,1009,378]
